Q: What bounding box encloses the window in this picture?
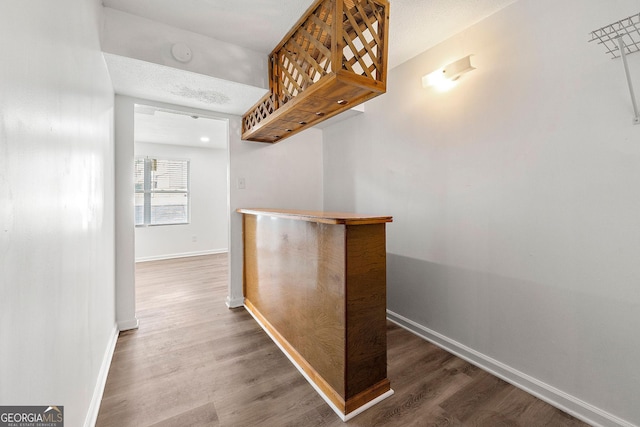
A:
[135,157,190,226]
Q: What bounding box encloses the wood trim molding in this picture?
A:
[236,208,392,225]
[344,379,391,414]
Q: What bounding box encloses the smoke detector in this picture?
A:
[171,43,192,63]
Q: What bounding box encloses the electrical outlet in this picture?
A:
[192,235,197,242]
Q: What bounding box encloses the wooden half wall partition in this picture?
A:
[238,208,393,421]
[242,0,390,143]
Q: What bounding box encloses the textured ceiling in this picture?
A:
[103,0,315,56]
[104,53,267,115]
[103,0,518,69]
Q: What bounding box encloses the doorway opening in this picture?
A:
[132,103,230,315]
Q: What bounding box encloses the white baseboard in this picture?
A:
[84,324,119,427]
[117,318,139,331]
[386,310,636,427]
[343,389,394,422]
[135,249,228,263]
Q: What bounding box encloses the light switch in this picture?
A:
[237,177,246,190]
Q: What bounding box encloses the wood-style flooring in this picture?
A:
[96,254,589,426]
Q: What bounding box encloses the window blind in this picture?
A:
[135,157,190,226]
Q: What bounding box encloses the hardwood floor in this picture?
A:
[96,254,589,427]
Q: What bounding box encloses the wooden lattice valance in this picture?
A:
[242,0,389,143]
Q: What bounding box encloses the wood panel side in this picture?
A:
[242,215,347,396]
[244,299,347,414]
[344,223,389,399]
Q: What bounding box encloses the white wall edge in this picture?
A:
[246,305,393,422]
[83,324,119,427]
[225,296,245,309]
[386,310,636,427]
[135,249,228,263]
[117,318,139,331]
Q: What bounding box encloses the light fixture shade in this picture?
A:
[442,55,475,81]
[422,55,475,90]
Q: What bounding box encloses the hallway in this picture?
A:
[96,254,587,426]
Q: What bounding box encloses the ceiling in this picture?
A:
[104,0,518,139]
[105,53,267,115]
[103,0,518,69]
[134,105,228,149]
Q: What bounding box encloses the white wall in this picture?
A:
[134,141,228,261]
[0,1,117,427]
[227,122,325,307]
[323,1,640,426]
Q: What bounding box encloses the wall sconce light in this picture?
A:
[422,55,475,91]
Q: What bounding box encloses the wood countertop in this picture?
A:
[237,208,393,225]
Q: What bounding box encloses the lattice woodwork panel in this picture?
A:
[341,0,385,81]
[242,0,389,142]
[274,0,335,105]
[243,92,278,134]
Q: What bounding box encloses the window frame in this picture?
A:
[135,156,191,227]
